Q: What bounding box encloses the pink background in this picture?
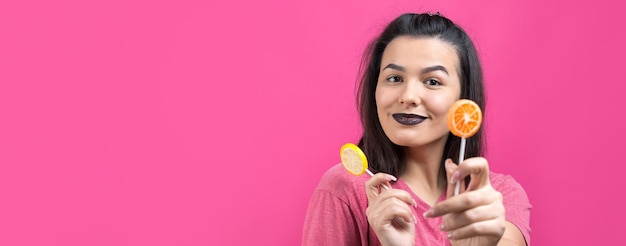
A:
[1,0,625,245]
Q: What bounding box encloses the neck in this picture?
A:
[400,137,448,204]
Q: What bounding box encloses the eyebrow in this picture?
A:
[421,65,449,75]
[383,63,449,75]
[383,63,406,72]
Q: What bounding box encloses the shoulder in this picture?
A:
[488,172,531,206]
[303,164,371,245]
[314,163,369,206]
[489,172,529,200]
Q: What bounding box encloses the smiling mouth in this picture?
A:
[392,113,427,125]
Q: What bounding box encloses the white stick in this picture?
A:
[454,137,467,196]
[366,169,390,190]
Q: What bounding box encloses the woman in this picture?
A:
[302,13,531,246]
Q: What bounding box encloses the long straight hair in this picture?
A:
[357,13,485,178]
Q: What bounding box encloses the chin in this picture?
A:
[387,131,444,148]
[388,135,421,147]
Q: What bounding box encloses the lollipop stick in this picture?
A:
[454,137,467,196]
[366,169,390,190]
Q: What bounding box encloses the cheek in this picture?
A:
[428,94,458,115]
[375,86,398,108]
[374,87,388,109]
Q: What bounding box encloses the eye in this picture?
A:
[424,78,441,86]
[386,75,403,83]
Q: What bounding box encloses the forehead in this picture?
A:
[381,36,459,72]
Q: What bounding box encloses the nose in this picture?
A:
[399,82,421,106]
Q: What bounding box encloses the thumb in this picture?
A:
[444,159,462,198]
[365,172,396,201]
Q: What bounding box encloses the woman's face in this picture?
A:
[375,36,461,148]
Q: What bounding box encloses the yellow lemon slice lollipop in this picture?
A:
[340,143,368,176]
[340,143,390,190]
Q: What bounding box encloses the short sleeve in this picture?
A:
[302,164,370,246]
[492,174,532,245]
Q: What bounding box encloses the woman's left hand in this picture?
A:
[424,157,505,246]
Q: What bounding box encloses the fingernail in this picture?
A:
[423,209,434,218]
[439,224,445,231]
[387,174,397,181]
[413,214,418,224]
[447,232,453,239]
[450,171,460,184]
[412,199,418,207]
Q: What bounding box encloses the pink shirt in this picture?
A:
[302,164,532,245]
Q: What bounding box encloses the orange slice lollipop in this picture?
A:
[340,143,368,176]
[447,99,482,138]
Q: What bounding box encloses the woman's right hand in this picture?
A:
[365,173,417,246]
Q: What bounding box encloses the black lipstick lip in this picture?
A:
[392,113,427,125]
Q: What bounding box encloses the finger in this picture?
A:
[375,189,418,208]
[444,159,465,198]
[439,202,503,232]
[455,157,490,191]
[377,196,417,225]
[446,218,505,241]
[424,191,492,218]
[365,172,397,201]
[366,189,418,228]
[445,159,456,198]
